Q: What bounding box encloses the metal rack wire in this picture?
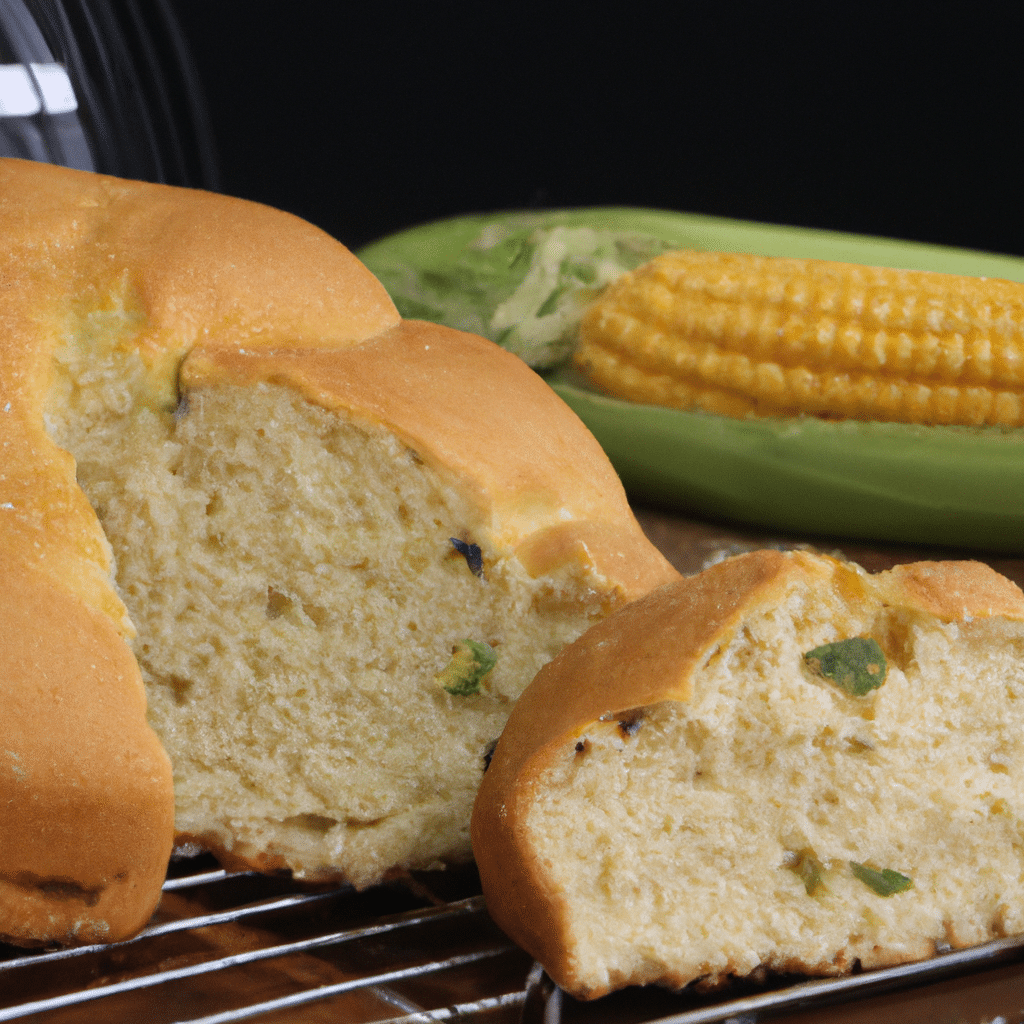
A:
[0,855,529,1024]
[4,853,1024,1024]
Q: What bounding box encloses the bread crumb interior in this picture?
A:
[44,324,610,885]
[527,582,1024,992]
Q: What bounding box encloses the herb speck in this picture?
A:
[804,637,888,696]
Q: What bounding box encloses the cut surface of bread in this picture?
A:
[1,158,678,943]
[472,549,1024,999]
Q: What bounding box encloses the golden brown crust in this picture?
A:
[513,520,677,605]
[876,559,1024,620]
[181,321,679,598]
[471,550,1024,995]
[0,157,398,354]
[0,563,174,946]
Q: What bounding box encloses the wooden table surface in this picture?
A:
[634,505,1024,589]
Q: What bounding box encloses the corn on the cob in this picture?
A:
[575,250,1024,426]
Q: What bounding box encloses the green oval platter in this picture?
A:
[358,208,1024,554]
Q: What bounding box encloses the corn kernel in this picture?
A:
[575,250,1024,426]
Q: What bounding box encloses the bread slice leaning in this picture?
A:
[0,157,679,947]
[472,548,1024,999]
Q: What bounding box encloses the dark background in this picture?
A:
[172,3,1024,258]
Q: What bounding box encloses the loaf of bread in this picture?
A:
[0,157,679,947]
[472,548,1024,999]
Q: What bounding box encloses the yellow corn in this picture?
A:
[574,249,1024,426]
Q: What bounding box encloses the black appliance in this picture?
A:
[0,0,217,188]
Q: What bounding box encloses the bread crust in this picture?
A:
[0,563,174,946]
[471,550,1024,997]
[182,321,676,600]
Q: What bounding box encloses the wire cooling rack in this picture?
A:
[4,852,1024,1024]
[0,855,528,1024]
